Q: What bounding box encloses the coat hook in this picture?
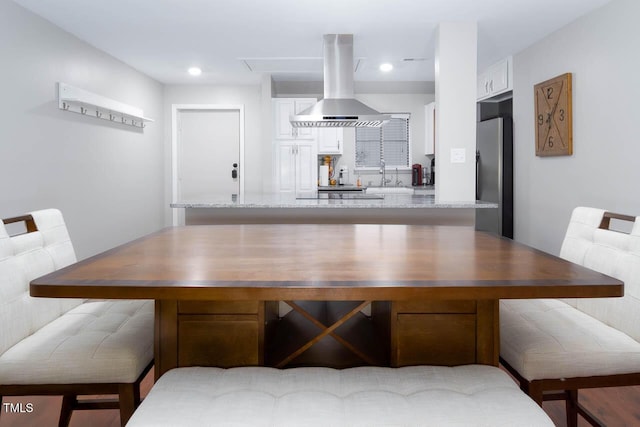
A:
[80,107,87,115]
[96,111,102,118]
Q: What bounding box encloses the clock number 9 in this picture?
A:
[537,114,544,126]
[559,109,565,121]
[548,136,554,148]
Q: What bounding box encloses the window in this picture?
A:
[355,113,410,170]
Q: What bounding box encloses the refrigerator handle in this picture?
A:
[475,150,480,200]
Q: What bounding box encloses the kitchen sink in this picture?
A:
[365,186,414,194]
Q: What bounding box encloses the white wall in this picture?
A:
[512,0,640,254]
[435,22,477,202]
[163,85,264,198]
[0,0,165,260]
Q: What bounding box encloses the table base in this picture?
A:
[154,299,498,379]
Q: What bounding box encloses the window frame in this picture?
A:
[354,113,412,172]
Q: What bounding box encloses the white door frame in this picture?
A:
[171,104,245,226]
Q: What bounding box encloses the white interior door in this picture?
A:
[178,109,240,201]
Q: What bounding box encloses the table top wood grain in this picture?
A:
[30,224,623,301]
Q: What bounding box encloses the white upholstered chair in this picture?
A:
[500,207,640,426]
[0,209,154,426]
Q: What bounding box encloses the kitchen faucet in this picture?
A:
[395,168,403,187]
[379,160,391,187]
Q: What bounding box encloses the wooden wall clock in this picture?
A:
[534,73,572,156]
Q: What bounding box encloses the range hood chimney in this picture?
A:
[290,34,390,128]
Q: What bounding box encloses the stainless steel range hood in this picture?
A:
[290,34,390,128]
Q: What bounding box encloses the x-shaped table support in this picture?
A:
[274,300,374,368]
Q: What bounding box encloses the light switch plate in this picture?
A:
[451,148,466,163]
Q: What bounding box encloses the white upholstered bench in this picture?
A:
[0,209,154,426]
[500,207,640,426]
[126,365,553,426]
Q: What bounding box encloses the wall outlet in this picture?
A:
[451,148,466,163]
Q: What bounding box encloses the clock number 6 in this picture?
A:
[548,136,554,148]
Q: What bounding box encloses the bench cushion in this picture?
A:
[126,365,553,427]
[0,299,153,384]
[501,299,640,380]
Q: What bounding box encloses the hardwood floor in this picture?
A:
[543,386,640,427]
[2,369,639,426]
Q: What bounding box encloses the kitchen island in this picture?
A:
[171,192,497,226]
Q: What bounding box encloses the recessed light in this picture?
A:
[188,67,202,76]
[379,63,393,72]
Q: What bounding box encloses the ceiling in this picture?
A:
[12,0,612,85]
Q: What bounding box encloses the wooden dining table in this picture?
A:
[30,224,623,379]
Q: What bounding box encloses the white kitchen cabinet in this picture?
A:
[273,140,318,194]
[273,98,317,140]
[477,57,512,101]
[272,98,318,194]
[294,142,318,192]
[425,102,435,156]
[317,127,343,155]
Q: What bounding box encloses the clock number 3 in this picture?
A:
[559,109,565,121]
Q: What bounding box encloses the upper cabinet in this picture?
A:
[425,102,435,156]
[317,128,343,155]
[273,98,317,139]
[477,57,512,101]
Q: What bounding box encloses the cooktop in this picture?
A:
[296,193,384,200]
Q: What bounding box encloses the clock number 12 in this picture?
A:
[546,87,554,99]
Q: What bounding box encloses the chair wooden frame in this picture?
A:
[0,362,153,426]
[0,214,153,427]
[501,211,639,427]
[501,357,640,427]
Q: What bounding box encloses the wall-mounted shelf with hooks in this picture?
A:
[57,82,154,129]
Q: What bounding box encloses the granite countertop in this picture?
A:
[317,185,364,191]
[171,192,497,209]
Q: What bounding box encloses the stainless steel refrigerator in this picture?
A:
[475,117,513,238]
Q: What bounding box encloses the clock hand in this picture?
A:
[547,101,559,130]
